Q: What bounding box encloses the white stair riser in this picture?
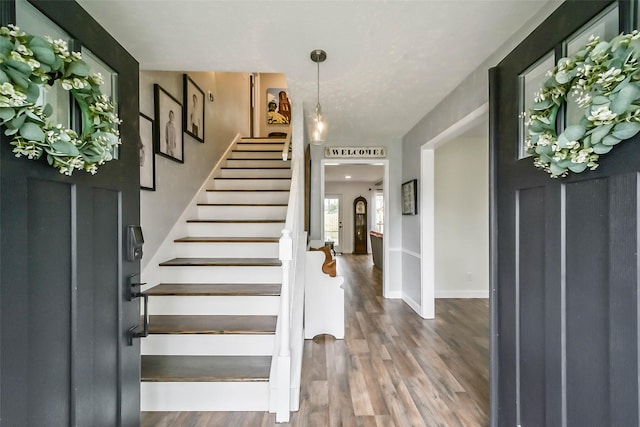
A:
[158,266,282,283]
[230,151,282,159]
[210,179,291,190]
[186,222,283,237]
[226,159,290,168]
[196,205,286,220]
[148,295,279,315]
[142,334,275,356]
[174,242,278,258]
[141,382,269,411]
[236,143,284,151]
[217,168,291,179]
[205,191,289,204]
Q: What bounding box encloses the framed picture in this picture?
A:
[139,113,155,190]
[402,179,418,215]
[266,88,291,125]
[154,84,183,163]
[183,74,205,143]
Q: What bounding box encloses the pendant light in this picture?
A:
[310,49,327,144]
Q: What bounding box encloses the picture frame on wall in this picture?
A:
[154,84,184,163]
[183,74,205,143]
[401,179,418,215]
[139,113,155,190]
[266,88,291,124]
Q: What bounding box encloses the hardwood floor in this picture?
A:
[141,254,489,426]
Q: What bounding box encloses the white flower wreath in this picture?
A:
[0,25,121,175]
[525,31,640,177]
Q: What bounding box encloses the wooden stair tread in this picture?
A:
[148,315,276,334]
[159,258,281,267]
[146,283,281,296]
[232,149,283,153]
[187,219,285,224]
[205,189,289,192]
[221,166,290,170]
[141,355,271,382]
[197,203,287,207]
[174,237,279,243]
[228,157,288,160]
[213,177,291,180]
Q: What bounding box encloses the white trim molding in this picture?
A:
[435,290,490,299]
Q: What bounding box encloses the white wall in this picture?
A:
[258,73,291,137]
[325,181,376,254]
[140,71,250,268]
[399,1,561,306]
[434,134,489,297]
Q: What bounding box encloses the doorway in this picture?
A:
[321,158,390,297]
[323,195,343,254]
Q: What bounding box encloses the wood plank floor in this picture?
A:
[141,254,489,426]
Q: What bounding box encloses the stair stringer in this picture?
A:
[141,133,240,290]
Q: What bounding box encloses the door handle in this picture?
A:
[127,274,149,346]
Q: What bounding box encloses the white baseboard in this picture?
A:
[384,290,402,299]
[402,294,421,314]
[435,290,489,299]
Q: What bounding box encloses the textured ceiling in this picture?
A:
[77,0,559,142]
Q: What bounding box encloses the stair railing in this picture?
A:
[273,119,305,423]
[282,132,292,161]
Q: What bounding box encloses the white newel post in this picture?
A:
[276,228,292,422]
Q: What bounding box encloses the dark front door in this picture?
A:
[491,1,640,426]
[0,1,140,426]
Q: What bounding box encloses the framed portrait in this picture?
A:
[154,84,184,163]
[401,179,418,215]
[266,88,291,125]
[139,113,155,190]
[183,74,205,143]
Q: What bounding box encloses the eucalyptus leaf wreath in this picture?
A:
[525,31,640,177]
[0,25,121,175]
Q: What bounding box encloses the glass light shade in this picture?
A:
[310,104,327,145]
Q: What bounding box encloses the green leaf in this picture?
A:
[27,36,50,49]
[610,83,640,115]
[0,69,8,84]
[602,135,622,146]
[563,125,586,141]
[51,56,63,72]
[19,122,45,142]
[589,123,613,144]
[4,59,32,75]
[64,60,90,78]
[529,120,546,133]
[43,104,53,117]
[9,113,26,130]
[592,95,610,105]
[0,107,15,122]
[0,37,13,52]
[25,81,40,103]
[51,140,80,156]
[30,46,55,66]
[532,98,553,110]
[593,143,614,154]
[612,121,640,140]
[550,162,567,176]
[568,162,588,173]
[4,67,29,90]
[4,126,19,136]
[592,41,611,57]
[557,133,570,148]
[555,69,573,84]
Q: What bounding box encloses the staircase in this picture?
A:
[140,136,291,412]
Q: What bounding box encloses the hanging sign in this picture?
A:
[324,147,386,158]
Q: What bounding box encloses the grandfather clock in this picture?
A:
[353,196,368,254]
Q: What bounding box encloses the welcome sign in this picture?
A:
[324,147,386,158]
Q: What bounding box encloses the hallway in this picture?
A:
[141,254,489,426]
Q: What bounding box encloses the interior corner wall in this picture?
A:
[257,73,291,137]
[325,181,376,254]
[435,136,489,297]
[140,71,250,269]
[399,0,561,303]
